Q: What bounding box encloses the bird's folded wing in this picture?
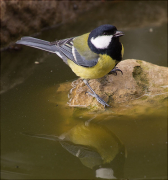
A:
[53,34,99,67]
[72,33,99,67]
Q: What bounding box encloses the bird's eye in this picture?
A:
[103,32,108,35]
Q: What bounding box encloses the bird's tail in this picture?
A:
[16,36,58,53]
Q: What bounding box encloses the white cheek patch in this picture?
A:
[55,51,62,58]
[91,35,113,49]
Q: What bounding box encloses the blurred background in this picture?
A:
[1,1,167,179]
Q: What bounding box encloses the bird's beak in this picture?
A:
[114,31,124,37]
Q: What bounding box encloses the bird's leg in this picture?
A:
[108,66,123,76]
[83,79,110,107]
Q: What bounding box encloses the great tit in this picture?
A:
[16,24,124,107]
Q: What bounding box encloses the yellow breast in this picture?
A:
[67,54,116,79]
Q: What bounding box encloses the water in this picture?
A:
[1,1,167,179]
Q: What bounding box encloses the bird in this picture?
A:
[16,24,124,107]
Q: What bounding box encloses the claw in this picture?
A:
[84,82,110,107]
[95,94,110,107]
[87,92,110,107]
[109,67,123,75]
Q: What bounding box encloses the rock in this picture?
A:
[67,60,168,110]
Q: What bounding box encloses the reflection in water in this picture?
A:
[24,120,126,179]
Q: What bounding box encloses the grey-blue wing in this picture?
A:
[72,47,98,67]
[51,38,99,67]
[51,38,75,62]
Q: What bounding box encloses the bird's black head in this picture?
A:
[88,24,124,61]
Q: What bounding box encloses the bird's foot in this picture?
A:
[86,91,110,107]
[108,67,123,76]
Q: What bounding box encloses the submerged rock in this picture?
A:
[67,59,168,110]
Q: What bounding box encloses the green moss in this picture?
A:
[132,66,149,92]
[140,95,148,100]
[136,60,150,71]
[161,96,168,102]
